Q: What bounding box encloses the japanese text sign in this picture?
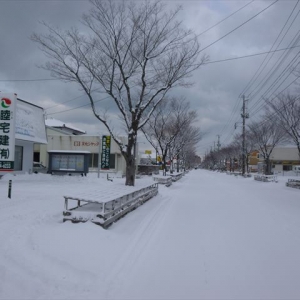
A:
[0,93,16,172]
[101,135,111,169]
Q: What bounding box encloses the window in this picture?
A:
[283,165,292,171]
[14,146,23,171]
[33,152,40,162]
[89,153,99,168]
[89,153,116,169]
[109,154,115,169]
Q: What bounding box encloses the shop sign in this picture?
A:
[73,141,99,147]
[0,93,17,172]
[101,135,111,169]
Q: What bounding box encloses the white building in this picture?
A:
[34,118,128,176]
[269,146,300,172]
[0,96,47,175]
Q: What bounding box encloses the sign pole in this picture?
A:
[97,135,101,178]
[8,180,12,199]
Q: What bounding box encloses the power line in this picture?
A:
[2,0,282,121]
[220,2,299,146]
[248,32,300,113]
[199,0,279,53]
[196,0,255,37]
[241,1,300,96]
[247,11,300,100]
[3,44,300,84]
[203,45,300,65]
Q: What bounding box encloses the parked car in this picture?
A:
[33,162,48,174]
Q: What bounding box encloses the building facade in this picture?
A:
[0,95,47,176]
[34,123,128,175]
[269,146,300,172]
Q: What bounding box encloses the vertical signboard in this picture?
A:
[0,93,16,172]
[101,135,111,169]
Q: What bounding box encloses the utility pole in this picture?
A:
[241,95,249,175]
[217,134,221,169]
[217,135,221,151]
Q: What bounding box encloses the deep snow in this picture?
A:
[1,170,300,299]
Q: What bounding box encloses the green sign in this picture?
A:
[101,135,111,169]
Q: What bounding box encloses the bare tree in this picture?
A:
[183,146,199,169]
[232,130,256,173]
[266,93,300,158]
[171,126,202,172]
[142,97,201,174]
[31,0,206,186]
[248,115,287,174]
[202,149,219,170]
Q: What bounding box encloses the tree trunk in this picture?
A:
[265,157,272,175]
[246,154,249,173]
[124,133,136,186]
[125,156,135,186]
[162,153,167,176]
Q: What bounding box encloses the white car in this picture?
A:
[33,162,48,174]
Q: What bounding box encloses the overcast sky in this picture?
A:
[1,0,299,157]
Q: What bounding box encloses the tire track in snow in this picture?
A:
[103,191,174,298]
[0,212,99,299]
[0,196,99,299]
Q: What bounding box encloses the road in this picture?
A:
[1,170,300,299]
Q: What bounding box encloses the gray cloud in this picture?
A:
[1,0,299,158]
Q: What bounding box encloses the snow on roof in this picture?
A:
[45,118,86,134]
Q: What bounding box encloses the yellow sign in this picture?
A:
[157,155,161,162]
[145,150,152,155]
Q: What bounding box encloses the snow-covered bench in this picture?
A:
[254,174,277,182]
[227,171,241,176]
[170,173,183,182]
[286,179,300,189]
[152,175,172,187]
[63,183,158,228]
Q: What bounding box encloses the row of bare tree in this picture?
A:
[203,93,300,175]
[31,0,205,185]
[142,97,202,174]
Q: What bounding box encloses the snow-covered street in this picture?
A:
[1,170,300,299]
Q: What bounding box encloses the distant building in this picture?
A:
[269,146,300,172]
[45,118,86,135]
[248,150,260,172]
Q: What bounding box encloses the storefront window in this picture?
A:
[283,165,292,171]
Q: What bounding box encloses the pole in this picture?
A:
[133,137,138,186]
[217,135,221,151]
[217,135,221,169]
[241,95,248,176]
[8,180,12,199]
